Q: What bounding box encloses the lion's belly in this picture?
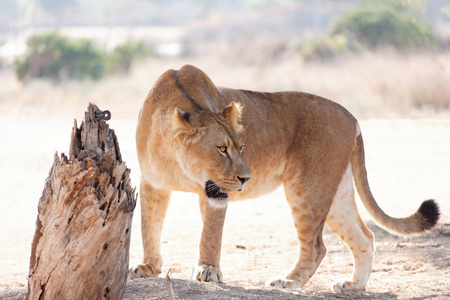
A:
[229,174,284,201]
[228,157,286,201]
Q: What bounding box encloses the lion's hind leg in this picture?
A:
[326,164,374,292]
[266,177,331,290]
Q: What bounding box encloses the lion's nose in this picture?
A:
[237,176,250,185]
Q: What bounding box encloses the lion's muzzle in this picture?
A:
[205,180,229,199]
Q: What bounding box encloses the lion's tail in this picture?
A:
[351,124,440,235]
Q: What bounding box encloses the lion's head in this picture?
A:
[172,101,251,208]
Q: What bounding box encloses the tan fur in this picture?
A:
[130,65,439,292]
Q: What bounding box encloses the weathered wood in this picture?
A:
[26,103,136,300]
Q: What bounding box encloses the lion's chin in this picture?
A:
[205,180,229,209]
[207,197,228,209]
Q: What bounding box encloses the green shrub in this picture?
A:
[15,33,106,81]
[14,33,153,82]
[331,0,436,50]
[300,0,437,61]
[109,41,153,74]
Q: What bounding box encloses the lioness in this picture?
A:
[130,64,439,292]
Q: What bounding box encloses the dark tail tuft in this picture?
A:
[418,199,440,231]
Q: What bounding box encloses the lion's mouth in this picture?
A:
[205,180,228,199]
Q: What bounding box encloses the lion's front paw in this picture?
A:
[195,265,224,283]
[332,280,365,292]
[129,263,161,279]
[265,276,303,289]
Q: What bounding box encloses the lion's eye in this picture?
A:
[240,145,244,154]
[219,146,227,153]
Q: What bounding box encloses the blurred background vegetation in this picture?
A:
[301,0,439,60]
[14,34,152,81]
[0,0,449,117]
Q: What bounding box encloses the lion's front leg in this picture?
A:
[129,180,171,279]
[195,195,227,283]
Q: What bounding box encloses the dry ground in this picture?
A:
[0,115,449,299]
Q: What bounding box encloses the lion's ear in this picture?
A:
[220,101,244,133]
[172,108,197,138]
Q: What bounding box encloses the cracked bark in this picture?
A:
[26,103,136,300]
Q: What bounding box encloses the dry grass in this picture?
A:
[1,51,450,120]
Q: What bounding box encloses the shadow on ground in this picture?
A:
[124,277,398,300]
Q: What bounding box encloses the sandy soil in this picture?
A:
[0,116,449,299]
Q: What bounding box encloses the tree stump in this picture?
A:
[26,103,137,300]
